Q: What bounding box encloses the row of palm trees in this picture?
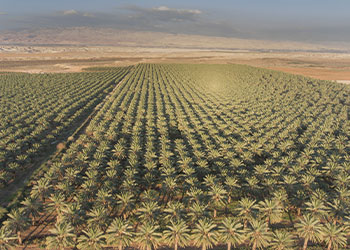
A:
[1,213,348,250]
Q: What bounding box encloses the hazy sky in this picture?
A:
[1,0,350,42]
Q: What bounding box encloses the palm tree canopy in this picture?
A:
[135,222,162,250]
[295,214,323,243]
[321,223,347,250]
[191,218,219,250]
[246,219,272,249]
[46,222,75,249]
[163,219,190,248]
[0,226,17,249]
[77,226,106,250]
[106,218,133,247]
[270,230,295,250]
[218,217,245,247]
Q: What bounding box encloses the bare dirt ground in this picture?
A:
[1,45,350,82]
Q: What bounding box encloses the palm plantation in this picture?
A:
[1,64,350,249]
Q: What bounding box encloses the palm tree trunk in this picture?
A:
[303,238,308,250]
[202,244,206,250]
[214,209,217,218]
[17,231,22,245]
[297,207,301,217]
[252,240,257,250]
[287,210,294,227]
[174,241,178,250]
[227,242,231,250]
[327,240,332,250]
[119,243,123,250]
[266,217,270,231]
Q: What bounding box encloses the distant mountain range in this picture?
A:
[0,27,349,53]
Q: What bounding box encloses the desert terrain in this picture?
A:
[1,27,350,82]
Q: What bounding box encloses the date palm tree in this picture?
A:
[236,198,258,228]
[45,222,75,250]
[246,219,272,250]
[116,191,135,219]
[295,214,322,250]
[0,226,16,250]
[135,222,162,250]
[164,201,185,223]
[48,193,66,222]
[191,218,219,250]
[3,208,29,245]
[208,184,227,218]
[188,201,209,224]
[20,197,42,226]
[218,217,245,250]
[77,226,105,250]
[321,223,347,250]
[106,218,134,250]
[137,201,160,222]
[305,198,328,220]
[258,199,282,227]
[224,176,240,204]
[30,178,52,201]
[270,230,295,250]
[163,219,190,250]
[87,206,109,230]
[60,202,83,227]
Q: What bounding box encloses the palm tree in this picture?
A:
[224,176,240,204]
[135,222,162,250]
[305,198,328,220]
[20,197,42,226]
[87,206,109,230]
[0,226,16,250]
[77,226,105,250]
[295,214,322,250]
[270,230,295,250]
[258,199,282,227]
[191,218,218,250]
[208,184,227,218]
[3,208,29,245]
[137,201,160,222]
[218,217,244,250]
[164,201,185,223]
[163,219,190,250]
[246,219,272,250]
[116,191,135,219]
[46,222,75,250]
[106,218,133,250]
[321,223,347,250]
[188,201,209,224]
[236,197,258,228]
[30,178,52,201]
[96,188,113,208]
[60,202,83,227]
[48,193,66,222]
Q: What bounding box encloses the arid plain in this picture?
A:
[1,27,350,83]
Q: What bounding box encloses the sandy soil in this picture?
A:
[1,45,350,82]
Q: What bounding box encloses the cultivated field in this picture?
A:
[1,64,350,250]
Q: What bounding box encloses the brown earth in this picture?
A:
[1,43,350,82]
